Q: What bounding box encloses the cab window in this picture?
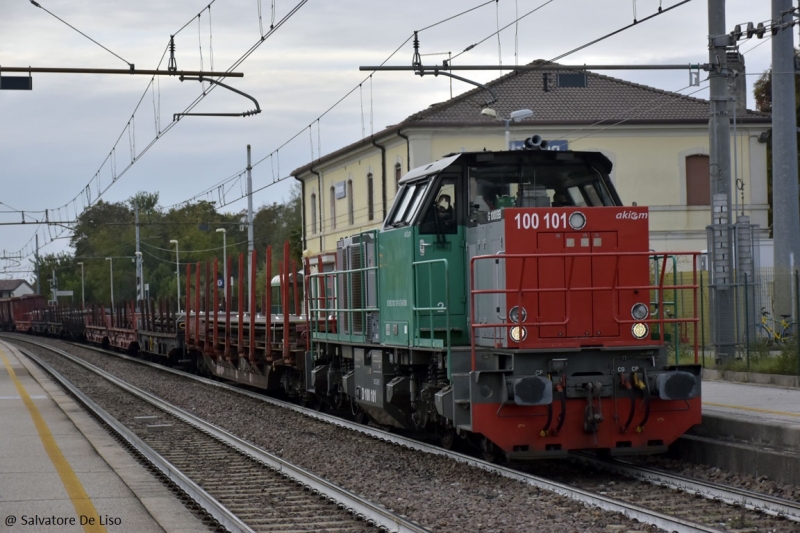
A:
[420,178,459,234]
[386,180,429,227]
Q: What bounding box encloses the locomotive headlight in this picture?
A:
[508,306,527,323]
[568,211,587,230]
[631,303,649,321]
[509,326,528,342]
[631,322,649,339]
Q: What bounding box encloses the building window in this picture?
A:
[329,186,336,229]
[686,154,710,205]
[347,179,354,225]
[310,192,317,234]
[395,163,402,192]
[367,173,374,221]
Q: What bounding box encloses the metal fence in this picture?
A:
[675,268,800,372]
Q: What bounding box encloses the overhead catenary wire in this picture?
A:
[451,0,557,62]
[174,0,698,214]
[8,1,310,262]
[495,0,503,75]
[174,0,502,209]
[29,0,133,69]
[10,0,710,267]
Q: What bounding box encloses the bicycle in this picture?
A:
[757,308,796,346]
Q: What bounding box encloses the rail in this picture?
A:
[15,339,429,533]
[10,336,724,533]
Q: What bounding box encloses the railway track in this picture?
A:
[573,453,800,523]
[8,334,800,533]
[4,339,427,533]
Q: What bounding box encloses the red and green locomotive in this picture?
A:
[305,145,701,459]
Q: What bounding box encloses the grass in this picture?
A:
[664,341,800,376]
[722,341,800,375]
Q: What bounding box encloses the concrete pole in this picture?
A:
[78,262,85,309]
[771,0,800,316]
[135,202,144,303]
[106,257,114,314]
[247,144,254,312]
[35,234,40,295]
[707,0,736,361]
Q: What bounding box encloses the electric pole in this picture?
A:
[707,0,736,361]
[35,234,40,295]
[771,0,800,317]
[135,202,145,304]
[247,144,254,312]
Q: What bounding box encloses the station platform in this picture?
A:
[702,378,800,429]
[0,340,206,533]
[671,369,800,486]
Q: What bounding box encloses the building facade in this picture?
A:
[292,62,770,257]
[0,279,35,298]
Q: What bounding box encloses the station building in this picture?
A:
[292,60,770,258]
[0,279,35,298]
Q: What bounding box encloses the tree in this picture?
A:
[752,49,800,233]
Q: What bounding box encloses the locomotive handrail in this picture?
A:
[469,250,701,371]
[412,258,450,353]
[307,264,379,344]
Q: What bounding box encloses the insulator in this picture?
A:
[168,35,178,72]
[412,31,421,68]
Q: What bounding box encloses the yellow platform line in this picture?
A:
[1,348,108,533]
[705,401,800,418]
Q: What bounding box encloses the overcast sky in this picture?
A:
[0,0,775,279]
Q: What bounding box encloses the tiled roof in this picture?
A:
[0,279,26,292]
[405,60,768,124]
[292,61,769,176]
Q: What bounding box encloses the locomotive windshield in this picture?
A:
[470,156,616,207]
[384,150,619,230]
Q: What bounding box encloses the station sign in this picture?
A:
[0,76,32,90]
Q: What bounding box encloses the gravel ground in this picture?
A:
[14,336,668,533]
[631,455,800,501]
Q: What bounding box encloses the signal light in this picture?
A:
[631,303,649,321]
[631,322,649,340]
[509,306,527,323]
[509,326,527,342]
[568,211,587,230]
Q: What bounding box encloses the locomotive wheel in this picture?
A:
[440,429,457,450]
[481,437,502,463]
[354,407,369,426]
[313,396,327,413]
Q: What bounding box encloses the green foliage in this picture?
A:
[38,188,301,307]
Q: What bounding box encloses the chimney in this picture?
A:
[726,51,747,116]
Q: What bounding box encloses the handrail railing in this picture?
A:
[469,250,701,371]
[412,258,450,354]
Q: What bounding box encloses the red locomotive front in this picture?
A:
[469,203,701,456]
